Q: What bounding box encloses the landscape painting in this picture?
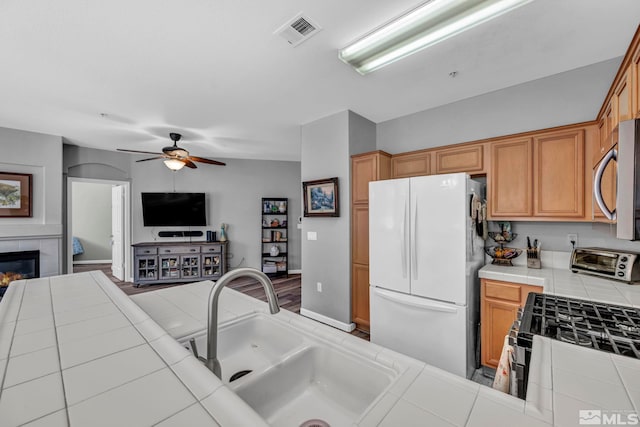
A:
[0,172,32,217]
[303,177,339,217]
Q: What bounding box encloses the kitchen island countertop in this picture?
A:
[0,270,639,426]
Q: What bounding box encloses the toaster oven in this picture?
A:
[570,247,640,283]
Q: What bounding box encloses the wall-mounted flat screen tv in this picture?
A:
[141,192,206,227]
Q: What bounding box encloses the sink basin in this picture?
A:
[183,313,304,383]
[232,346,396,427]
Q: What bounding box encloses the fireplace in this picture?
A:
[0,250,40,288]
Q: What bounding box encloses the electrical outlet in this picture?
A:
[567,233,578,247]
[317,282,322,292]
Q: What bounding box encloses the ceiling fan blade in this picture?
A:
[189,156,226,166]
[135,156,166,162]
[117,148,164,155]
[182,159,197,169]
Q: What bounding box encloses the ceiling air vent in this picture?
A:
[274,13,322,47]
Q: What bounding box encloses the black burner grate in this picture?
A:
[519,293,640,358]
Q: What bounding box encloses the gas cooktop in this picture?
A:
[518,293,640,358]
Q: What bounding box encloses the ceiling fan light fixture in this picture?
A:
[164,158,185,171]
[338,0,531,75]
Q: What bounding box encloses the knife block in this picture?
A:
[527,248,541,269]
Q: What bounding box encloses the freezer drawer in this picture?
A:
[370,286,470,378]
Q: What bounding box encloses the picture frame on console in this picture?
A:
[302,177,339,217]
[0,172,32,218]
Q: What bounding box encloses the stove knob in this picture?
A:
[621,256,628,263]
[618,271,625,277]
[619,264,626,270]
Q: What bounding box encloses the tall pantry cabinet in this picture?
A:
[351,151,391,331]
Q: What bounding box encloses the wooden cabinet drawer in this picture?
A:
[483,281,521,302]
[200,245,222,253]
[434,144,484,174]
[134,247,157,255]
[391,151,430,178]
[158,246,197,254]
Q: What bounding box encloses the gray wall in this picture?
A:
[375,58,640,253]
[71,181,113,262]
[377,58,622,153]
[301,110,376,326]
[130,157,301,272]
[0,127,63,238]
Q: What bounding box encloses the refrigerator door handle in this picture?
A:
[374,288,457,313]
[400,197,408,278]
[593,147,617,221]
[411,194,418,279]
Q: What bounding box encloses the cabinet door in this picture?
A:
[605,100,617,145]
[481,297,520,369]
[351,263,370,330]
[593,153,617,222]
[595,117,608,166]
[391,151,430,178]
[488,138,533,217]
[533,130,585,218]
[434,144,485,175]
[351,204,369,265]
[351,152,391,204]
[615,66,633,124]
[633,45,640,118]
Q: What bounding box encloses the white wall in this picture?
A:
[377,58,621,153]
[130,157,301,271]
[0,127,63,237]
[300,110,377,327]
[71,181,112,261]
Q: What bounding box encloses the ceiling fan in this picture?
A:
[117,133,226,170]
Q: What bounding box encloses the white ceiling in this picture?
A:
[1,0,639,162]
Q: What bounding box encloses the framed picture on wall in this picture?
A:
[302,177,339,217]
[0,172,32,217]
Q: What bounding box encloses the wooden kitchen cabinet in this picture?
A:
[633,44,640,118]
[434,143,485,175]
[351,263,370,329]
[391,150,430,178]
[488,137,533,217]
[351,151,391,204]
[533,129,585,218]
[351,150,391,331]
[480,279,542,369]
[614,66,633,124]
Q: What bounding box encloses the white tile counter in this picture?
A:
[1,269,639,426]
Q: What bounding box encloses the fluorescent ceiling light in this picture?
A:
[164,159,185,171]
[339,0,531,75]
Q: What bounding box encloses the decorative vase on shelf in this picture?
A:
[219,223,228,242]
[270,245,280,256]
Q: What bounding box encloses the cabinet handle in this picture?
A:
[164,249,170,253]
[190,249,196,252]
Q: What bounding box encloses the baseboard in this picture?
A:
[73,260,112,265]
[288,269,301,274]
[300,308,355,332]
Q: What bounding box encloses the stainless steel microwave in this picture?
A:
[594,118,640,240]
[570,247,640,283]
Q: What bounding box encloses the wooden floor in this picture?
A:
[73,264,370,340]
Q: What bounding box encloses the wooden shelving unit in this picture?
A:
[261,198,288,278]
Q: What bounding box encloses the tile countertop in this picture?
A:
[479,253,640,426]
[0,269,638,426]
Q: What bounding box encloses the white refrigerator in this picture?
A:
[369,173,484,379]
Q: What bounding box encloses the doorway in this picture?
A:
[66,178,131,281]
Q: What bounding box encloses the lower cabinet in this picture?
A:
[133,242,227,286]
[351,263,370,330]
[480,279,542,369]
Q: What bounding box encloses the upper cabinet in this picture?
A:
[488,125,592,221]
[434,144,486,175]
[533,129,585,218]
[391,150,430,178]
[488,137,533,217]
[634,43,640,118]
[615,66,633,124]
[351,151,391,204]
